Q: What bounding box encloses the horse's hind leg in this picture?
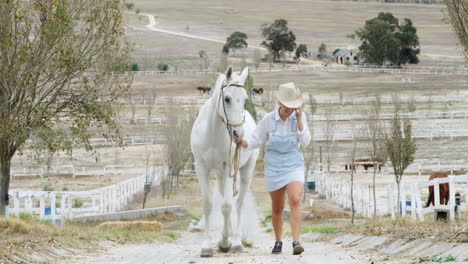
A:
[195,160,213,257]
[232,155,256,253]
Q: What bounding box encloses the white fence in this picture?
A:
[310,110,468,122]
[255,94,468,106]
[312,128,468,142]
[328,161,468,177]
[312,170,378,218]
[11,164,147,178]
[7,166,167,221]
[124,64,468,77]
[312,170,468,220]
[387,174,468,221]
[25,135,166,148]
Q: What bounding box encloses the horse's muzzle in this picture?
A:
[230,126,244,140]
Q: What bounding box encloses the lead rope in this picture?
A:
[228,141,241,197]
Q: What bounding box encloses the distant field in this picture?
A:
[124,0,464,66]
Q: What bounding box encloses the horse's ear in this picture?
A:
[225,66,233,81]
[239,67,249,85]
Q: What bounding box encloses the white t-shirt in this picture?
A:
[245,108,311,151]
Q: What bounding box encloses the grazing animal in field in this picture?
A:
[190,66,259,257]
[425,172,450,208]
[252,87,264,94]
[196,86,211,94]
[345,158,383,171]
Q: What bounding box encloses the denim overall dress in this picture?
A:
[264,114,304,192]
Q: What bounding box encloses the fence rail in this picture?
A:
[387,174,468,221]
[312,170,378,218]
[123,64,468,77]
[11,164,147,178]
[7,166,167,221]
[312,170,468,221]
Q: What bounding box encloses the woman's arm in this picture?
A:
[297,110,311,146]
[241,114,269,150]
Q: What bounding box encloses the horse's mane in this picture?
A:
[210,73,226,101]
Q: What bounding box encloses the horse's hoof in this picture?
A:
[231,244,244,253]
[218,242,231,253]
[200,248,213,258]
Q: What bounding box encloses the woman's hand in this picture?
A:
[296,107,303,120]
[296,108,304,132]
[232,136,248,147]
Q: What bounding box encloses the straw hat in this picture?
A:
[276,82,303,108]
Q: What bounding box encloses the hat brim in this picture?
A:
[275,91,304,108]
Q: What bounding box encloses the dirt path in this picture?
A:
[136,13,265,50]
[79,230,413,264]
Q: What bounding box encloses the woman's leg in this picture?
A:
[269,186,286,241]
[286,181,303,241]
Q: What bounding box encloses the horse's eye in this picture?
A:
[224,97,230,103]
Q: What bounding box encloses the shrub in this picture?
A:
[131,63,140,71]
[157,63,169,71]
[73,199,83,208]
[43,186,54,192]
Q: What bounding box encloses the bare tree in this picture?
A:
[322,107,337,171]
[253,50,262,69]
[162,100,197,198]
[392,91,402,113]
[363,96,387,219]
[0,0,130,215]
[349,125,361,224]
[407,96,417,113]
[385,113,417,218]
[142,143,155,209]
[443,0,468,60]
[147,104,153,125]
[302,96,318,201]
[198,50,210,71]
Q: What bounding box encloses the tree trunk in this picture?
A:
[396,180,401,219]
[0,153,11,216]
[351,168,355,224]
[372,163,377,219]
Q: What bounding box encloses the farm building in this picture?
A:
[334,48,360,64]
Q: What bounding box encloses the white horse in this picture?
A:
[190,66,259,257]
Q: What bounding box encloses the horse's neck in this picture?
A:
[204,95,229,147]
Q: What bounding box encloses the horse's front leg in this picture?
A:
[231,155,256,253]
[217,168,233,253]
[195,160,213,257]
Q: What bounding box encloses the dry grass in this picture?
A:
[128,0,463,65]
[0,211,191,263]
[98,221,163,232]
[344,215,468,243]
[0,215,57,234]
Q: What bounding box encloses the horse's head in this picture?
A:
[215,66,249,139]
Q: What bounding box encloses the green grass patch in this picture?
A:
[161,231,177,240]
[301,226,338,234]
[261,214,271,227]
[242,240,253,247]
[419,255,457,262]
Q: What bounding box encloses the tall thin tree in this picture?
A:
[385,114,417,218]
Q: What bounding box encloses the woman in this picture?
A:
[235,82,311,255]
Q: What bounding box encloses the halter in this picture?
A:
[216,81,246,197]
[217,82,246,132]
